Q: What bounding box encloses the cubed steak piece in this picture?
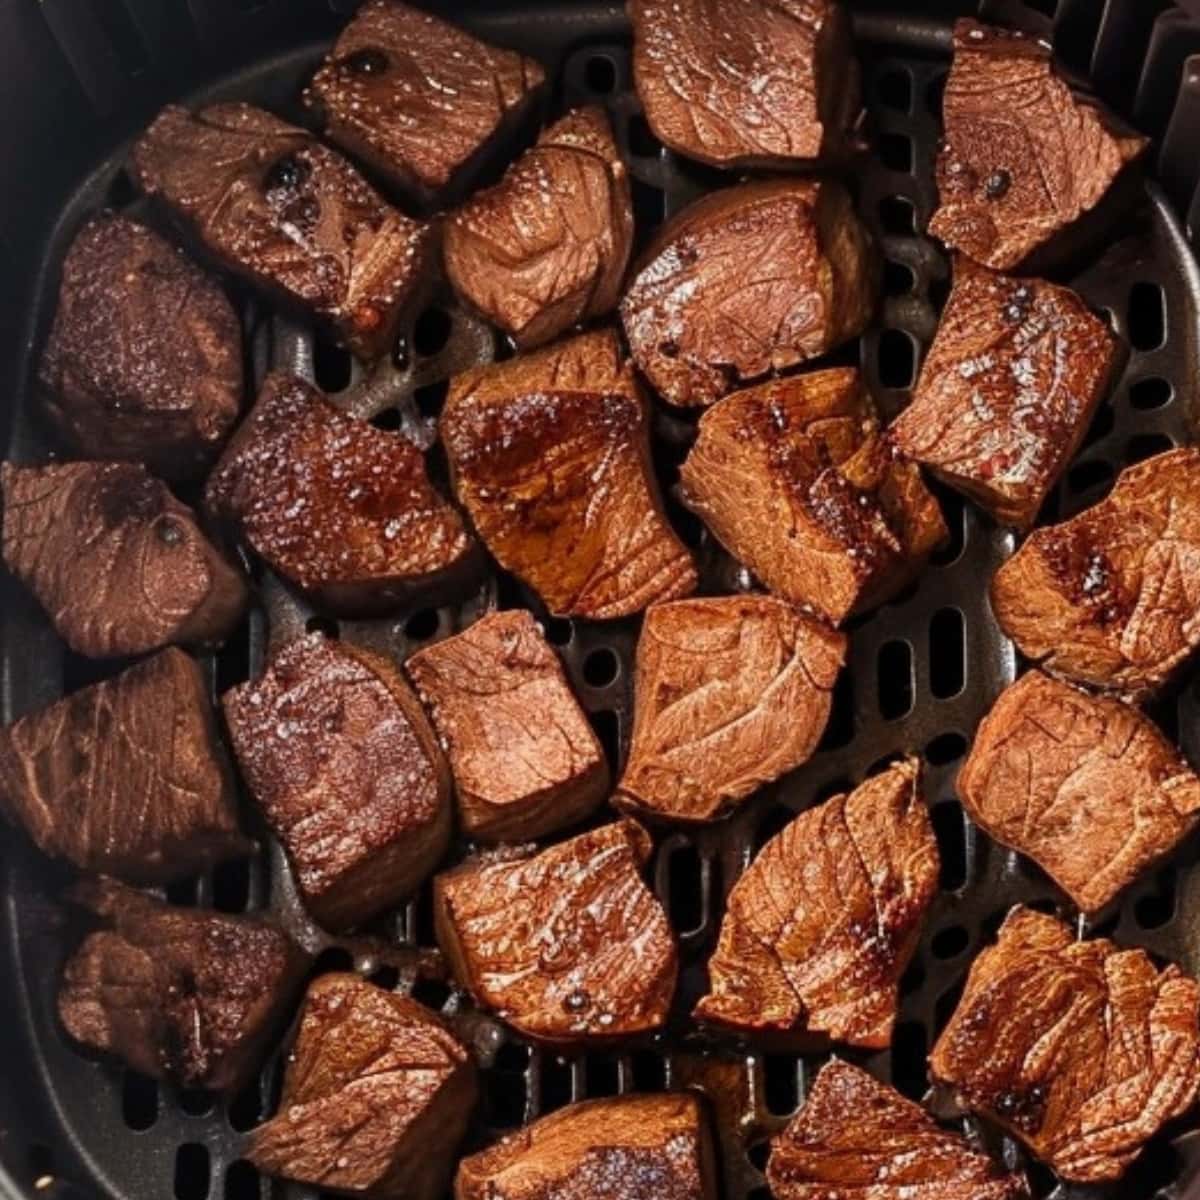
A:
[222,633,451,931]
[206,372,477,615]
[889,255,1118,529]
[957,670,1200,914]
[59,877,307,1092]
[616,595,845,823]
[250,974,477,1200]
[405,610,607,842]
[443,106,633,349]
[620,179,876,407]
[929,20,1146,271]
[434,820,676,1044]
[680,367,946,624]
[37,213,242,479]
[0,648,248,883]
[2,461,247,658]
[694,759,937,1048]
[131,103,432,359]
[992,448,1200,696]
[456,1093,716,1200]
[930,906,1200,1182]
[304,0,544,208]
[767,1059,1029,1200]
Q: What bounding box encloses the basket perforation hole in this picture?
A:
[213,858,251,913]
[879,132,913,173]
[224,1160,261,1200]
[488,1042,529,1127]
[900,955,925,994]
[763,1054,799,1116]
[585,1054,620,1097]
[934,979,966,1030]
[1125,432,1175,464]
[1129,376,1172,410]
[756,803,797,852]
[539,1050,573,1112]
[1128,281,1166,351]
[925,730,966,766]
[930,493,965,566]
[931,925,969,960]
[879,194,916,235]
[311,946,354,977]
[179,1088,214,1117]
[666,840,704,935]
[174,1143,210,1200]
[588,709,620,773]
[932,800,968,891]
[414,379,449,419]
[404,608,441,642]
[891,1020,928,1100]
[747,1140,771,1170]
[818,669,854,750]
[413,307,453,357]
[313,338,353,393]
[166,876,199,906]
[877,639,914,719]
[306,616,339,639]
[368,965,400,990]
[1067,458,1114,494]
[1082,401,1115,448]
[543,617,574,646]
[411,977,451,1010]
[928,607,965,699]
[925,71,947,117]
[582,647,620,688]
[877,329,917,389]
[876,67,913,111]
[627,114,662,158]
[585,54,617,94]
[371,408,401,431]
[1135,872,1177,929]
[227,1079,262,1132]
[884,260,917,296]
[631,1049,666,1092]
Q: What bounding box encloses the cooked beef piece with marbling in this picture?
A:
[930,906,1200,1182]
[132,103,432,359]
[0,648,248,883]
[444,106,633,349]
[223,633,451,931]
[206,372,477,615]
[889,255,1118,530]
[680,367,945,624]
[405,610,607,842]
[2,461,247,658]
[620,179,876,407]
[958,670,1200,913]
[58,877,306,1092]
[434,820,676,1044]
[929,20,1146,272]
[616,595,844,823]
[694,759,937,1048]
[250,973,477,1199]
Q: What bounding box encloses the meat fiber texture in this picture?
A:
[930,906,1200,1182]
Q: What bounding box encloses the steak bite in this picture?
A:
[957,670,1200,914]
[222,633,451,931]
[131,103,432,359]
[616,595,845,824]
[250,974,477,1200]
[38,213,242,479]
[889,255,1118,530]
[679,368,946,624]
[694,759,938,1048]
[0,648,248,883]
[930,906,1200,1183]
[434,819,676,1044]
[620,179,876,408]
[2,461,247,659]
[443,106,633,349]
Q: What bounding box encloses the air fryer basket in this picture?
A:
[4,2,1200,1199]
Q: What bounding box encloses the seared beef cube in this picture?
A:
[132,103,432,359]
[680,367,946,624]
[958,670,1200,913]
[444,106,633,349]
[929,20,1146,272]
[405,610,608,842]
[58,877,306,1092]
[37,213,242,479]
[890,255,1117,529]
[694,759,937,1048]
[250,973,477,1199]
[206,372,477,616]
[616,595,844,823]
[222,633,451,931]
[620,179,875,407]
[304,0,544,208]
[0,648,248,883]
[434,820,676,1044]
[2,461,247,658]
[930,906,1200,1182]
[992,448,1200,696]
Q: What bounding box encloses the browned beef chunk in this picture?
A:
[616,595,844,823]
[957,670,1200,914]
[405,610,607,842]
[250,973,477,1199]
[222,633,451,931]
[930,906,1200,1182]
[694,759,937,1048]
[434,820,676,1044]
[2,461,247,658]
[889,255,1117,530]
[58,877,306,1092]
[929,20,1146,272]
[131,103,432,359]
[444,106,633,350]
[37,213,242,479]
[991,448,1200,696]
[0,648,248,882]
[620,179,876,407]
[304,0,544,208]
[679,367,945,624]
[206,372,477,615]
